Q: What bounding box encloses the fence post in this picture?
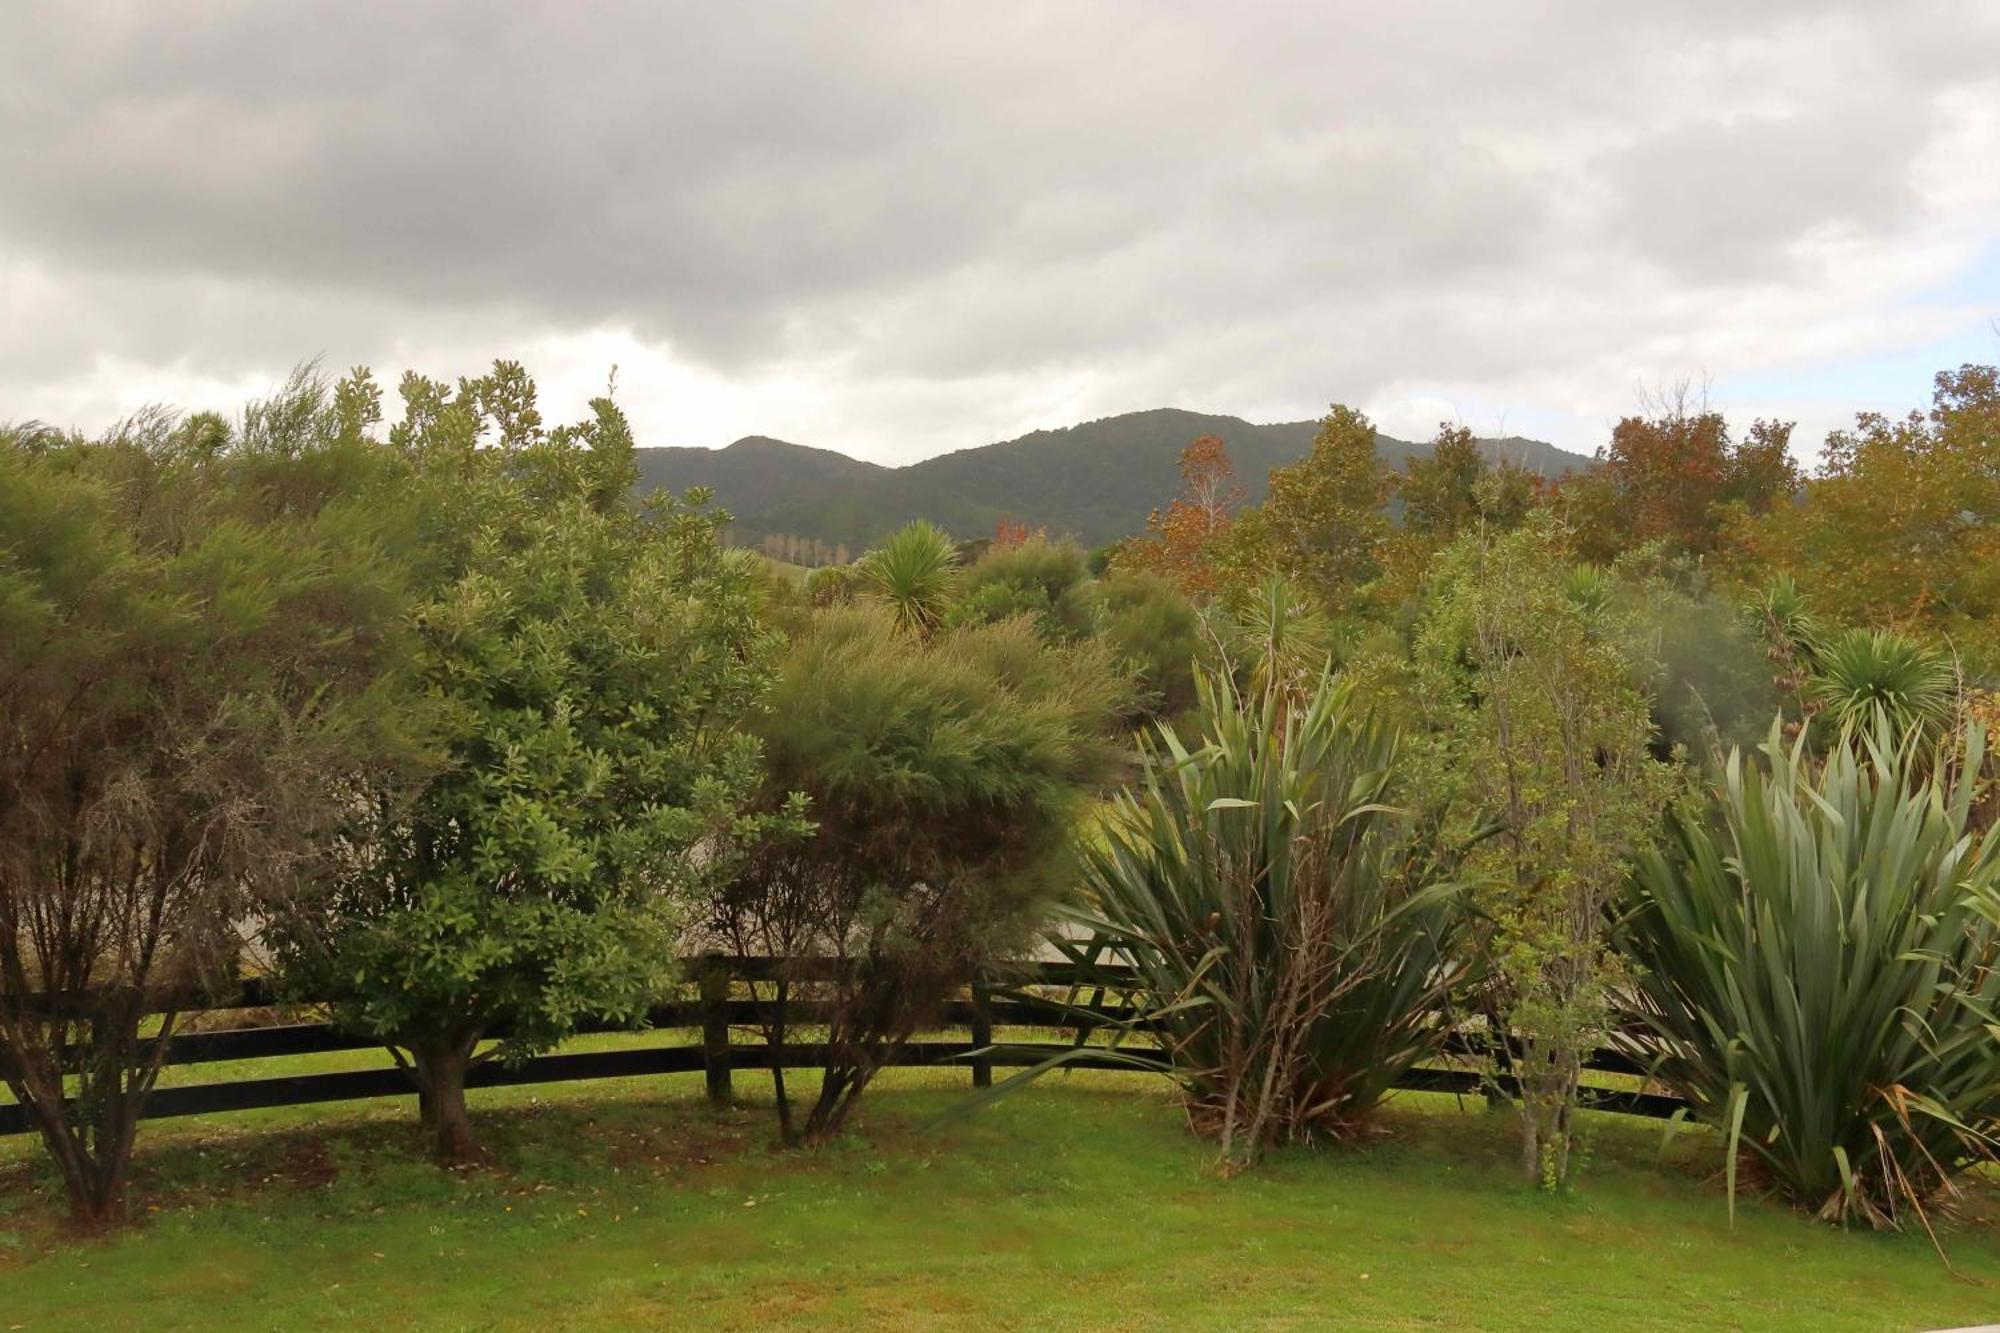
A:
[970,980,993,1089]
[700,956,733,1109]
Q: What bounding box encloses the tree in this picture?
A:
[1398,424,1486,539]
[276,364,782,1163]
[984,510,1032,548]
[706,605,1125,1144]
[1744,364,2000,670]
[1116,435,1244,599]
[859,520,961,633]
[1417,517,1677,1189]
[1806,628,1958,746]
[1221,405,1386,615]
[1559,388,1800,562]
[0,375,424,1219]
[1381,423,1540,602]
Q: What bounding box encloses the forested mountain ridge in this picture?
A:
[633,408,1589,550]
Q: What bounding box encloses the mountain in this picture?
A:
[633,408,1591,551]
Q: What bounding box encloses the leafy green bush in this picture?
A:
[1080,571,1205,722]
[804,561,861,607]
[1618,722,2000,1230]
[957,536,1088,615]
[1072,670,1464,1169]
[1416,519,1675,1189]
[276,365,783,1163]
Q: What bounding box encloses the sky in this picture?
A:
[2,2,1997,467]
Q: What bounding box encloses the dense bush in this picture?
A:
[1080,570,1206,721]
[1618,721,2000,1229]
[1072,669,1464,1169]
[954,536,1089,616]
[707,603,1126,1143]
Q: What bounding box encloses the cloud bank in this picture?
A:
[2,1,1996,461]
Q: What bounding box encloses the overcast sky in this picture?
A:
[3,3,1997,465]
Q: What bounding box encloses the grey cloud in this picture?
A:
[0,1,1995,455]
[1599,102,1934,280]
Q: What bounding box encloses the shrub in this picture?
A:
[1618,721,2000,1231]
[1416,519,1676,1188]
[707,604,1125,1144]
[804,561,861,607]
[1071,669,1465,1170]
[958,536,1088,615]
[0,374,424,1219]
[1081,571,1205,722]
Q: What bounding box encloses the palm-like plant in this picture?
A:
[1562,562,1615,614]
[861,520,960,633]
[1216,573,1336,700]
[1617,720,2000,1232]
[1744,573,1820,711]
[1748,572,1818,657]
[1808,627,1955,743]
[1071,669,1465,1168]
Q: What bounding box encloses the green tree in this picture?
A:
[1417,517,1677,1189]
[1807,627,1958,746]
[0,376,424,1219]
[1223,405,1386,614]
[277,364,782,1162]
[1745,364,2000,670]
[1398,424,1486,538]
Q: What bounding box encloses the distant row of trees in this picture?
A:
[746,532,851,568]
[1115,364,2000,675]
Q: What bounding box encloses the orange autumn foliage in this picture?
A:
[1116,434,1243,599]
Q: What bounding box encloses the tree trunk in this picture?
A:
[6,1005,163,1225]
[408,1032,482,1164]
[802,1057,884,1144]
[29,1109,128,1226]
[768,979,798,1145]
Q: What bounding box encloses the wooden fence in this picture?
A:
[0,957,1687,1137]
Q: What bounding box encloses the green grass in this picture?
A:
[1,1058,1997,1330]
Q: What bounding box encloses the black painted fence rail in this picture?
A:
[0,957,1690,1137]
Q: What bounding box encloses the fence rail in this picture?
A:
[0,957,1689,1137]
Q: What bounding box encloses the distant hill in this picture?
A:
[634,408,1590,550]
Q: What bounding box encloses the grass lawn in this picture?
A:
[1,1056,1997,1331]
